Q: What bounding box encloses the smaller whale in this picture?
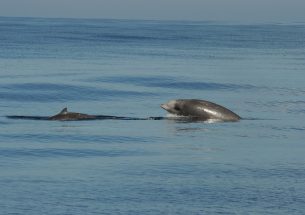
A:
[6,107,100,121]
[48,107,96,121]
[6,108,165,121]
[161,99,241,122]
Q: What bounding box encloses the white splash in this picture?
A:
[166,113,185,118]
[205,119,222,124]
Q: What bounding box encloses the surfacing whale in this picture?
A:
[7,107,164,121]
[7,100,241,122]
[161,99,241,122]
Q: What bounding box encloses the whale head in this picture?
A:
[161,99,185,116]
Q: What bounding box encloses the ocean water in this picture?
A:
[0,16,305,214]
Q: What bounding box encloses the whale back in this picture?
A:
[48,108,95,121]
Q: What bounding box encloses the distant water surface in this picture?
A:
[0,17,305,214]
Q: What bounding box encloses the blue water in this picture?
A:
[1,17,305,214]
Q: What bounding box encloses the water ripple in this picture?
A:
[91,76,257,91]
[0,133,156,144]
[0,83,156,102]
[0,148,149,158]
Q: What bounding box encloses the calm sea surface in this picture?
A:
[0,17,305,214]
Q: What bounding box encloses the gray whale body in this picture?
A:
[161,99,241,122]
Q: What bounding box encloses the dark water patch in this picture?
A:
[0,83,156,102]
[0,148,149,158]
[92,75,257,91]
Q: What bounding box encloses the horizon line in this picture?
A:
[1,15,304,26]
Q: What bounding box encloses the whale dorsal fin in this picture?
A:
[59,107,68,115]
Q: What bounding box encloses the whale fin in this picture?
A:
[59,107,68,115]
